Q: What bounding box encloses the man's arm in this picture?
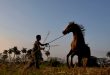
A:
[39,42,48,46]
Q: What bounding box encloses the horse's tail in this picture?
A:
[85,44,91,57]
[85,44,92,67]
[82,44,91,58]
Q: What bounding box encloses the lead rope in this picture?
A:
[44,35,65,57]
[48,35,64,44]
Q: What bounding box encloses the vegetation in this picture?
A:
[0,47,110,75]
[0,63,110,75]
[107,51,110,58]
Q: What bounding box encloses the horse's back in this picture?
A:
[79,44,91,58]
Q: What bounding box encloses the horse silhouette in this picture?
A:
[63,22,91,68]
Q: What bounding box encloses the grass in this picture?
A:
[0,63,110,75]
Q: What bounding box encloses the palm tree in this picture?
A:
[26,49,32,60]
[21,48,27,54]
[106,51,110,58]
[26,49,32,56]
[12,46,21,63]
[2,55,8,63]
[0,53,2,58]
[12,46,18,58]
[21,48,27,63]
[14,50,21,63]
[0,53,2,62]
[2,50,8,63]
[3,50,8,55]
[8,48,13,62]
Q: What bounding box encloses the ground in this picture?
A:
[0,63,110,75]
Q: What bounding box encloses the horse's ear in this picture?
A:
[69,21,75,25]
[80,25,85,31]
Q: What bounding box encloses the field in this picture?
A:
[0,63,110,75]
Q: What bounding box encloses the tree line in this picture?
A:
[0,46,110,67]
[0,46,32,64]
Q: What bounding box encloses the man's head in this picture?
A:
[36,35,41,41]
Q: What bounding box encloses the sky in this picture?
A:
[0,0,110,59]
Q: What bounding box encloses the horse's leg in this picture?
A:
[85,44,91,67]
[71,52,75,67]
[78,56,82,67]
[67,50,73,68]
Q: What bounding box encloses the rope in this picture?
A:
[48,35,64,44]
[44,35,64,57]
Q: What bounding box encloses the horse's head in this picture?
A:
[63,22,85,35]
[63,22,75,35]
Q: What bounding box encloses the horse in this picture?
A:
[62,22,91,68]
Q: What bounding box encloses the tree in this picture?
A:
[2,50,8,63]
[0,53,2,58]
[21,48,27,63]
[106,51,110,58]
[2,55,8,63]
[12,46,21,63]
[0,53,2,62]
[12,46,17,61]
[25,49,32,61]
[8,48,13,62]
[3,50,8,55]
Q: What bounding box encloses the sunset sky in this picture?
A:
[0,0,110,59]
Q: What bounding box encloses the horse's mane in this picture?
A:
[69,21,85,35]
[79,25,85,36]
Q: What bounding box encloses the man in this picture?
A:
[32,35,48,68]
